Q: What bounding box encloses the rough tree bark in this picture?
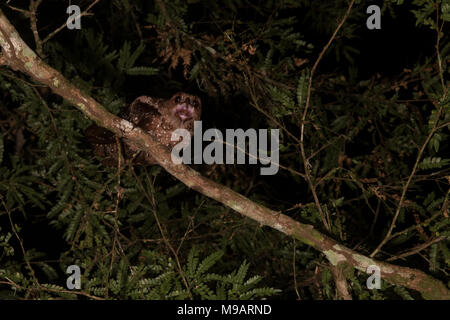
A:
[0,9,448,300]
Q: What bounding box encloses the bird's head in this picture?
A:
[169,92,202,123]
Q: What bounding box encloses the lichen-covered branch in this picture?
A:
[330,264,352,300]
[0,9,448,300]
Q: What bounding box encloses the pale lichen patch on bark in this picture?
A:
[80,96,91,106]
[22,46,36,59]
[273,222,285,233]
[24,61,33,70]
[333,244,346,252]
[226,200,244,213]
[119,119,134,134]
[293,234,315,248]
[10,33,23,56]
[0,37,11,54]
[379,264,394,274]
[324,249,347,266]
[309,229,324,242]
[77,103,86,111]
[352,253,379,272]
[37,69,49,79]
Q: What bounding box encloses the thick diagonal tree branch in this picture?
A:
[0,9,448,300]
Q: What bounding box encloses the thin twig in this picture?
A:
[435,3,445,89]
[299,0,356,231]
[386,236,447,262]
[370,14,448,256]
[29,0,44,56]
[42,0,101,44]
[131,168,193,299]
[330,264,352,300]
[292,239,302,300]
[1,198,40,287]
[370,109,443,258]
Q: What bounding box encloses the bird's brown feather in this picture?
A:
[86,92,201,166]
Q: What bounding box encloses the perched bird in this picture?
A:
[85,92,202,166]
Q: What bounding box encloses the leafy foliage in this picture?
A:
[0,0,448,300]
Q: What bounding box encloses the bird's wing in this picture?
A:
[127,96,162,127]
[85,123,115,145]
[86,96,162,145]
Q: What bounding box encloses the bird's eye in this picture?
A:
[193,101,199,108]
[174,96,181,103]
